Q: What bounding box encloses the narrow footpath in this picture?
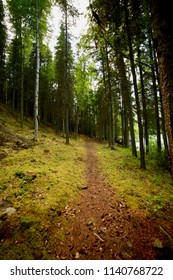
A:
[55,140,173,260]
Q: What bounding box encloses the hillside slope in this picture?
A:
[0,105,86,259]
[0,105,173,260]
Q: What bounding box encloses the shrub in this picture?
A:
[147,144,169,170]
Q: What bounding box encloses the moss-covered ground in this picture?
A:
[0,105,173,259]
[0,106,86,259]
[96,142,173,218]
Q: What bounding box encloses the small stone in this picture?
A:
[87,220,93,226]
[153,239,163,249]
[5,207,16,216]
[75,252,80,259]
[99,247,103,252]
[78,185,88,190]
[100,227,106,233]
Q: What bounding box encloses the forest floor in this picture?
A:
[0,105,173,260]
[54,140,173,260]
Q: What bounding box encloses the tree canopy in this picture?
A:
[1,0,173,176]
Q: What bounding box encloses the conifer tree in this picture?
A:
[0,0,7,104]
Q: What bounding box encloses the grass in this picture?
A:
[0,105,173,259]
[0,105,86,259]
[95,142,173,217]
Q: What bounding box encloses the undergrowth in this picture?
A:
[1,105,173,259]
[0,105,86,259]
[96,143,173,218]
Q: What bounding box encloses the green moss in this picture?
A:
[0,184,7,191]
[15,170,25,178]
[20,216,37,229]
[0,105,86,259]
[96,142,173,216]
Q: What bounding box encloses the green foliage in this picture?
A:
[0,106,86,259]
[0,0,7,103]
[54,23,74,132]
[15,170,25,178]
[56,0,79,17]
[96,142,173,216]
[20,216,36,229]
[147,144,169,170]
[0,184,7,191]
[148,193,165,212]
[7,0,51,36]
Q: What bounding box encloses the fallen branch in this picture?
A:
[159,226,172,242]
[94,232,104,242]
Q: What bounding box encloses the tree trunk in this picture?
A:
[65,2,69,144]
[149,38,161,152]
[105,44,114,148]
[137,45,149,154]
[34,0,40,141]
[124,0,146,168]
[150,0,173,176]
[75,106,80,139]
[117,52,137,156]
[19,18,24,128]
[154,49,168,154]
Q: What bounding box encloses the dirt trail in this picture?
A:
[55,140,173,260]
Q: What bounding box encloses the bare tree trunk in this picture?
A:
[65,2,69,144]
[124,0,146,168]
[149,38,161,152]
[137,45,149,154]
[154,51,168,154]
[34,0,40,141]
[117,52,137,156]
[19,18,24,128]
[20,52,24,128]
[105,44,114,148]
[150,0,173,176]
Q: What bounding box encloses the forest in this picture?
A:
[0,0,173,260]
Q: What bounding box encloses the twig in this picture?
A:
[94,232,104,242]
[159,226,172,242]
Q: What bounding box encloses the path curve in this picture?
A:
[55,140,172,260]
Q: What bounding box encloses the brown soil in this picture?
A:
[54,140,173,260]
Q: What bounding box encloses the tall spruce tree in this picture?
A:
[0,0,6,104]
[54,23,74,139]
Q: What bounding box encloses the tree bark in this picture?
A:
[137,45,149,155]
[117,52,137,156]
[19,18,24,128]
[150,0,173,176]
[105,44,114,148]
[65,2,69,144]
[124,0,146,168]
[34,0,40,141]
[149,38,161,152]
